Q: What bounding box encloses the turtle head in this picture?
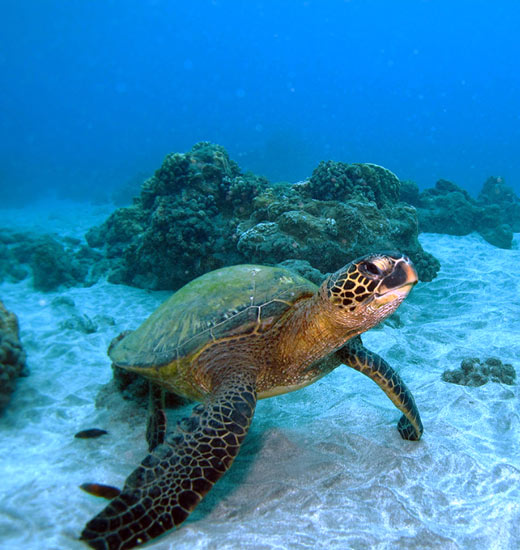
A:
[322,253,418,330]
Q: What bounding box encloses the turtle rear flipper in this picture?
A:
[81,366,257,550]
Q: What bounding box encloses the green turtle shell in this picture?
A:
[109,264,317,369]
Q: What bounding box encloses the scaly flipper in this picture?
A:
[81,365,257,550]
[336,336,423,441]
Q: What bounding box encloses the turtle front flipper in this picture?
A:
[81,365,257,550]
[336,336,423,441]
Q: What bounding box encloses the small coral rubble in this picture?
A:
[442,357,516,387]
[86,143,439,290]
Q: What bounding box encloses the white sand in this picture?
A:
[0,202,518,550]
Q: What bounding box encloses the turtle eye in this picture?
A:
[360,261,382,277]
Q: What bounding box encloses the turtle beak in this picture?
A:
[382,256,418,290]
[371,257,418,307]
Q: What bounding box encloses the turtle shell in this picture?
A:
[109,264,317,369]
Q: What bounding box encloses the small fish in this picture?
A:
[80,483,121,500]
[74,428,108,439]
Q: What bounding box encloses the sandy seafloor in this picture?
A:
[0,200,519,550]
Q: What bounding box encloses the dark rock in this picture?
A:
[478,176,520,232]
[479,224,513,249]
[0,301,27,411]
[238,190,439,282]
[0,231,30,283]
[87,143,267,289]
[31,237,88,291]
[0,245,29,283]
[442,357,516,386]
[52,295,110,333]
[86,206,146,251]
[0,229,103,291]
[415,176,520,248]
[417,180,478,236]
[52,296,104,333]
[399,180,420,206]
[426,178,473,200]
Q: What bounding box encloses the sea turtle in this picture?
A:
[81,253,423,550]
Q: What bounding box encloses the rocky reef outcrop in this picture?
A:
[86,142,440,290]
[0,301,27,411]
[402,176,520,249]
[0,231,102,292]
[86,143,268,289]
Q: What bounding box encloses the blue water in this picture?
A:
[1,4,519,549]
[2,0,519,203]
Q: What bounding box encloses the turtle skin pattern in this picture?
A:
[336,336,423,441]
[81,364,257,550]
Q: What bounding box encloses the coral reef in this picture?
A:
[238,184,438,281]
[0,230,102,291]
[87,143,268,289]
[442,357,516,387]
[86,143,439,290]
[409,177,520,249]
[0,301,27,411]
[306,161,400,207]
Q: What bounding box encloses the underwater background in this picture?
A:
[2,0,520,203]
[1,1,519,550]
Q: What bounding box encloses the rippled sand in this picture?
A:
[0,202,518,550]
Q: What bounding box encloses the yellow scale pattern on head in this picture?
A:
[328,264,376,311]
